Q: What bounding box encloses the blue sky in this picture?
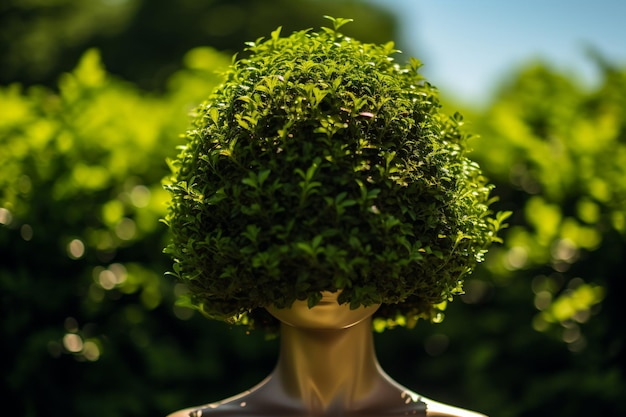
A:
[366,0,626,104]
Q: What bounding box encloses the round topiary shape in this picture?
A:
[164,17,507,332]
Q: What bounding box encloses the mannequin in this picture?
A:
[167,292,486,417]
[164,18,504,417]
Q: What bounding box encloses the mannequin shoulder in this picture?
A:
[424,398,487,417]
[166,394,260,417]
[166,407,195,417]
[166,404,240,417]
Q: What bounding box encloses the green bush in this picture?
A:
[164,18,507,332]
[474,62,625,334]
[371,60,626,417]
[0,47,233,417]
[458,60,626,417]
[0,0,397,89]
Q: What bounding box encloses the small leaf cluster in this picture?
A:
[164,18,506,331]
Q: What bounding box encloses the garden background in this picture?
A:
[1,1,625,416]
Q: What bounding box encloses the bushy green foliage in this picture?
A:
[454,60,626,417]
[0,47,233,417]
[164,18,507,331]
[474,62,625,333]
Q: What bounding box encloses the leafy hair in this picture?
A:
[164,18,507,331]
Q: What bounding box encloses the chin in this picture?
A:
[266,292,381,330]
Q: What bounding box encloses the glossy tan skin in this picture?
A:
[168,292,486,417]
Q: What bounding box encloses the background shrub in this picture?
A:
[1,3,625,417]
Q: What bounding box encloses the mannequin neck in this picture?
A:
[273,316,385,413]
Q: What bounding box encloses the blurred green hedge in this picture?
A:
[0,47,270,417]
[379,60,626,417]
[2,20,625,417]
[0,0,397,90]
[466,61,626,416]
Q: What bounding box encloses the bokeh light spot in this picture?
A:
[18,175,32,194]
[173,305,194,320]
[98,269,117,290]
[96,263,127,289]
[551,238,578,263]
[64,317,79,332]
[63,333,83,353]
[115,217,136,240]
[504,246,528,270]
[534,291,552,310]
[0,208,13,225]
[83,340,101,361]
[562,325,581,344]
[67,239,85,259]
[532,314,550,332]
[20,224,33,241]
[130,185,151,207]
[88,283,105,302]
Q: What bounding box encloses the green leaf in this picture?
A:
[323,15,354,32]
